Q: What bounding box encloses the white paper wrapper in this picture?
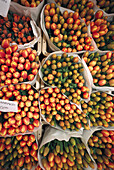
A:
[88,9,114,52]
[0,3,41,50]
[39,86,86,134]
[38,126,97,170]
[39,51,92,102]
[0,84,42,137]
[0,0,11,17]
[11,0,45,23]
[40,3,98,53]
[82,51,114,91]
[82,126,101,146]
[47,0,55,3]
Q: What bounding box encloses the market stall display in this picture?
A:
[0,83,40,136]
[0,134,38,169]
[0,0,114,169]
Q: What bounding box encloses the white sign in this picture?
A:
[0,99,18,112]
[0,0,11,17]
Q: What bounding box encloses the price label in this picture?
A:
[0,0,11,17]
[0,99,18,112]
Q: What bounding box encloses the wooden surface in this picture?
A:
[42,33,51,57]
[34,57,46,140]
